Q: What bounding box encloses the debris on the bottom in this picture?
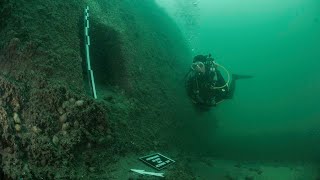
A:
[139,153,175,170]
[130,169,164,177]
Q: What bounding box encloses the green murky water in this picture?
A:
[157,0,320,161]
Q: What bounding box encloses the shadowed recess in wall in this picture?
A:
[0,1,12,31]
[89,20,128,88]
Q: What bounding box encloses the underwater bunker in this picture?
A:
[88,21,127,87]
[0,0,196,179]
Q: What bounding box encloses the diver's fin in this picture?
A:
[232,74,253,80]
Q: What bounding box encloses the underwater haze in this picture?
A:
[1,0,320,178]
[157,0,320,160]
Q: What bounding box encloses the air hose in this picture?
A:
[213,62,230,89]
[188,61,231,89]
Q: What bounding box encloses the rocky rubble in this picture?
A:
[0,74,110,179]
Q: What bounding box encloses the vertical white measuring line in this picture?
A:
[84,6,97,99]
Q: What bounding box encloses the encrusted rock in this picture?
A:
[106,128,111,134]
[58,107,64,115]
[62,122,70,131]
[13,112,21,124]
[59,113,67,123]
[98,125,105,132]
[62,130,67,136]
[32,126,41,134]
[73,120,79,128]
[15,124,21,132]
[11,97,20,112]
[13,105,20,112]
[75,100,84,107]
[4,147,13,154]
[89,167,95,172]
[62,101,70,109]
[106,135,112,141]
[98,138,105,143]
[41,159,46,166]
[52,135,59,145]
[69,98,75,104]
[0,107,7,121]
[86,142,92,149]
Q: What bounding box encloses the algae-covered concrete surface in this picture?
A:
[0,0,197,179]
[0,1,114,179]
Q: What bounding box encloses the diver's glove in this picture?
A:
[207,97,217,106]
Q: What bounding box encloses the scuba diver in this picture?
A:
[185,54,252,107]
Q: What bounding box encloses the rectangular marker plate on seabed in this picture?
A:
[139,153,175,170]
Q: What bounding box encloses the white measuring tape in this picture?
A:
[84,6,97,99]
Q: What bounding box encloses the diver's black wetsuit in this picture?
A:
[186,54,253,107]
[186,55,236,106]
[186,69,231,106]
